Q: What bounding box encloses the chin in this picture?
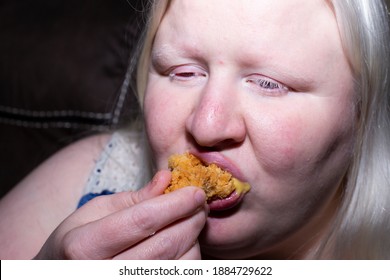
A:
[200,240,259,260]
[199,213,259,259]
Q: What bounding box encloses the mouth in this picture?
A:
[207,190,246,211]
[189,151,250,211]
[164,151,251,211]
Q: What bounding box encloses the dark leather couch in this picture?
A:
[0,0,144,197]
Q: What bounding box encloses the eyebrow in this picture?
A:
[151,43,204,65]
[151,49,171,69]
[151,46,176,71]
[151,45,171,64]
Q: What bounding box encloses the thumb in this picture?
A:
[125,169,172,205]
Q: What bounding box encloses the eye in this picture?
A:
[168,65,207,82]
[245,75,289,95]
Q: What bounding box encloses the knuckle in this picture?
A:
[129,205,156,234]
[62,230,89,259]
[154,234,181,260]
[154,226,200,260]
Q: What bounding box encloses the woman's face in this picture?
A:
[144,0,355,258]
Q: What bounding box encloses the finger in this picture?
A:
[68,170,172,226]
[129,169,172,202]
[179,241,202,260]
[61,187,206,259]
[114,206,207,260]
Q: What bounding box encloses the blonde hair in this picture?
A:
[133,0,390,259]
[135,0,171,108]
[316,0,390,259]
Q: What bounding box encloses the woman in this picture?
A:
[0,0,389,259]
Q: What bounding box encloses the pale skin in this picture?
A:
[0,0,355,259]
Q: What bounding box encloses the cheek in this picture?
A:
[144,89,177,153]
[250,107,352,177]
[252,115,308,173]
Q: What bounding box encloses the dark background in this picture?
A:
[0,0,144,198]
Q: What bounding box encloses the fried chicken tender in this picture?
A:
[164,152,250,200]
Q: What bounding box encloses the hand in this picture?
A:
[34,170,208,259]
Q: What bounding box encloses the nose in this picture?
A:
[185,78,246,149]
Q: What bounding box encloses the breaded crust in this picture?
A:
[164,152,236,200]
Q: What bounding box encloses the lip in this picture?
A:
[189,150,249,211]
[208,191,245,211]
[190,151,246,181]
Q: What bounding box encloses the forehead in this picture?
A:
[162,0,335,39]
[155,0,340,59]
[166,0,330,28]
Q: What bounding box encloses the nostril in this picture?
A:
[186,124,246,150]
[208,139,244,151]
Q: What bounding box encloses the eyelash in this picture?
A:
[168,66,207,82]
[245,76,289,95]
[165,65,289,95]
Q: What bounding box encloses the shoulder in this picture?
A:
[0,133,111,259]
[19,133,112,200]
